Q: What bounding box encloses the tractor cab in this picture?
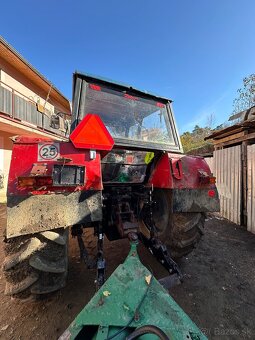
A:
[71,72,183,184]
[71,72,182,153]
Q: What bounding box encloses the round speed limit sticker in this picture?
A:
[38,143,60,161]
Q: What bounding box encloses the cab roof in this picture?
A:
[74,71,172,103]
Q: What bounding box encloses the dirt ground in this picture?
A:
[0,207,255,340]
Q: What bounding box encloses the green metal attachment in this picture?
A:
[59,240,207,340]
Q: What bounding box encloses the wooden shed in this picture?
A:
[205,106,255,233]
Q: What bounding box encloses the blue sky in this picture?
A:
[1,0,255,133]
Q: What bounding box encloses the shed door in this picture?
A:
[214,146,241,224]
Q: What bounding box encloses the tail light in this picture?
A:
[156,102,165,108]
[199,171,217,186]
[89,84,101,91]
[18,177,36,187]
[208,189,216,197]
[18,176,53,188]
[124,94,137,101]
[209,176,216,185]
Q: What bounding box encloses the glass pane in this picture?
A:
[83,84,174,146]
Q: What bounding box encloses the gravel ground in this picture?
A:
[0,206,254,340]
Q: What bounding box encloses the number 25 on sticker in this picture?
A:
[38,143,60,161]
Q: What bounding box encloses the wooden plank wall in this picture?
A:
[205,157,214,174]
[247,145,255,234]
[214,146,241,224]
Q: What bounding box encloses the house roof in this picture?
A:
[0,36,71,114]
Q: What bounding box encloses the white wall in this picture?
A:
[0,70,54,115]
[205,157,214,174]
[0,132,13,203]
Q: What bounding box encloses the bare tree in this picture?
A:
[206,113,216,129]
[233,74,255,114]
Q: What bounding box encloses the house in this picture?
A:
[0,36,71,202]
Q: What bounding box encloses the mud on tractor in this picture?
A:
[3,72,219,299]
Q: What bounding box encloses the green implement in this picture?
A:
[59,239,207,340]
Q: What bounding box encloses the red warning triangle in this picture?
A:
[70,114,114,150]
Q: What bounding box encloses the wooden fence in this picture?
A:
[247,144,255,233]
[205,145,242,226]
[205,144,255,234]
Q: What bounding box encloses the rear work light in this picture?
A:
[198,170,210,184]
[156,102,165,108]
[18,176,53,188]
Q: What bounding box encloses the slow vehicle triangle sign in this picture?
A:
[70,113,114,150]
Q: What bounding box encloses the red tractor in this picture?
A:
[3,72,219,299]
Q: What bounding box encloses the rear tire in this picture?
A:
[83,228,98,269]
[3,228,68,300]
[167,212,205,258]
[147,189,205,258]
[84,228,97,257]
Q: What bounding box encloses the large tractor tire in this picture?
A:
[151,189,205,258]
[82,228,98,269]
[2,228,68,300]
[84,228,97,257]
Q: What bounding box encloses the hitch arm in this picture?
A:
[139,233,183,282]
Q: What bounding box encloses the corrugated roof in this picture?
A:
[205,117,255,140]
[229,106,255,122]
